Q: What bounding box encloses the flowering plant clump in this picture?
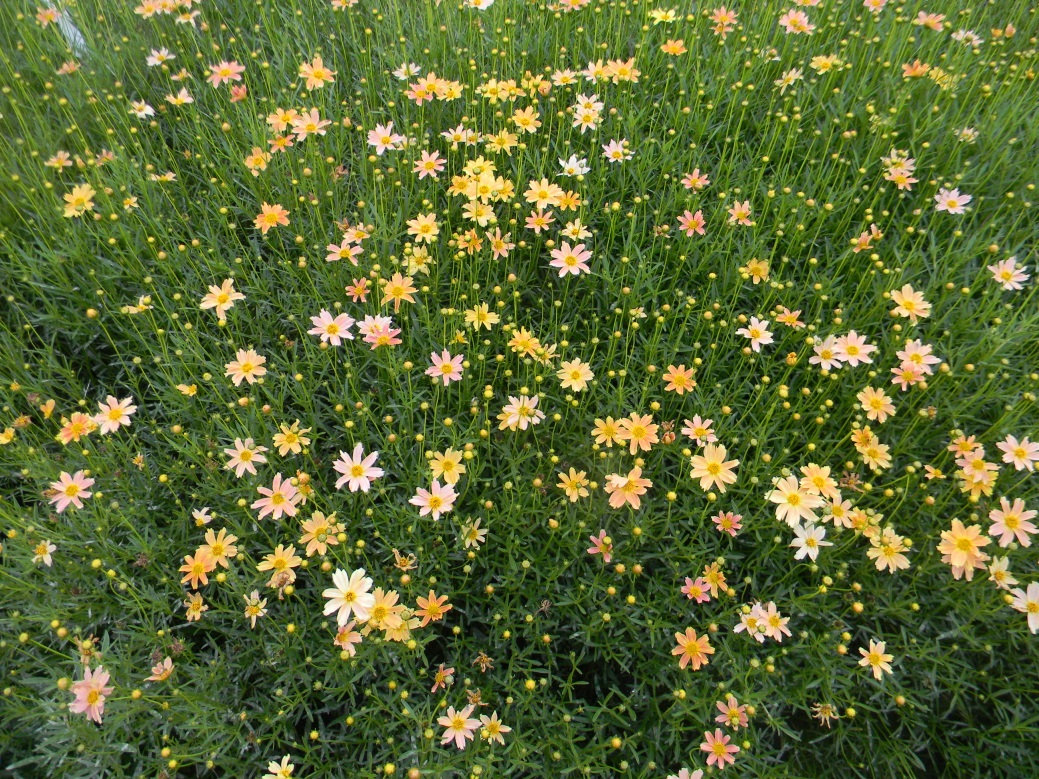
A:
[1,0,1039,777]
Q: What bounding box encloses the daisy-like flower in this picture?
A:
[668,769,704,779]
[713,511,743,537]
[415,590,453,626]
[737,317,773,352]
[308,310,355,345]
[557,359,594,392]
[207,60,245,87]
[243,590,268,628]
[677,209,706,236]
[69,665,114,724]
[689,444,740,493]
[587,529,614,563]
[94,395,137,434]
[789,522,833,561]
[49,470,95,513]
[438,705,481,749]
[681,415,717,445]
[299,55,336,89]
[251,473,301,520]
[223,437,268,478]
[322,568,375,625]
[497,394,545,431]
[603,466,653,510]
[200,278,246,318]
[426,349,465,385]
[681,577,711,603]
[858,639,894,680]
[272,420,311,456]
[326,238,364,264]
[936,519,991,580]
[225,348,267,386]
[32,540,56,566]
[934,187,971,214]
[715,694,749,730]
[996,435,1039,472]
[430,448,466,485]
[834,330,876,367]
[889,284,931,323]
[779,8,815,34]
[768,475,823,526]
[480,711,512,745]
[857,387,895,423]
[1010,582,1039,634]
[672,627,715,670]
[262,755,295,779]
[255,202,289,234]
[558,468,590,502]
[558,154,591,176]
[809,335,844,371]
[987,258,1029,291]
[601,139,633,162]
[727,200,753,226]
[988,497,1037,547]
[662,364,696,394]
[617,413,659,455]
[701,729,740,769]
[145,657,174,682]
[368,121,404,155]
[461,519,488,549]
[548,241,592,277]
[179,548,216,589]
[409,480,457,520]
[333,444,384,492]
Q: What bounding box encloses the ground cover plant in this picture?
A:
[1,0,1038,776]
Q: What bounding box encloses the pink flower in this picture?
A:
[989,497,1037,547]
[700,728,740,769]
[834,330,876,367]
[437,704,480,749]
[934,187,971,214]
[681,576,711,603]
[206,60,245,88]
[409,479,457,520]
[712,511,743,537]
[251,473,301,520]
[145,657,174,682]
[94,395,137,434]
[587,529,613,563]
[677,209,706,236]
[367,121,404,155]
[425,349,464,385]
[325,239,364,265]
[333,444,384,492]
[308,309,355,346]
[49,470,95,513]
[548,241,592,276]
[69,665,114,724]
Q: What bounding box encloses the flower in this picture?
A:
[333,444,384,492]
[988,497,1037,547]
[323,568,376,625]
[497,395,545,431]
[712,511,742,537]
[179,548,216,589]
[1010,582,1039,634]
[996,435,1039,472]
[858,639,894,680]
[587,530,614,563]
[69,665,114,724]
[273,420,311,456]
[430,448,466,485]
[672,627,715,670]
[299,512,341,557]
[889,284,931,323]
[548,241,592,276]
[789,523,832,561]
[224,437,268,478]
[251,473,301,520]
[438,704,481,749]
[426,349,465,385]
[431,663,455,693]
[768,475,823,526]
[263,755,295,779]
[558,468,590,502]
[936,519,991,580]
[254,202,289,234]
[243,590,268,628]
[48,470,95,513]
[200,279,245,318]
[308,310,355,345]
[934,187,971,213]
[224,348,267,386]
[988,258,1029,291]
[557,359,594,392]
[689,444,740,493]
[32,540,56,566]
[663,364,696,394]
[736,317,773,351]
[94,395,137,434]
[700,728,740,769]
[145,657,174,682]
[677,209,706,236]
[409,480,458,520]
[415,590,453,626]
[681,577,711,603]
[480,711,512,745]
[603,466,652,509]
[299,55,336,89]
[715,694,749,730]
